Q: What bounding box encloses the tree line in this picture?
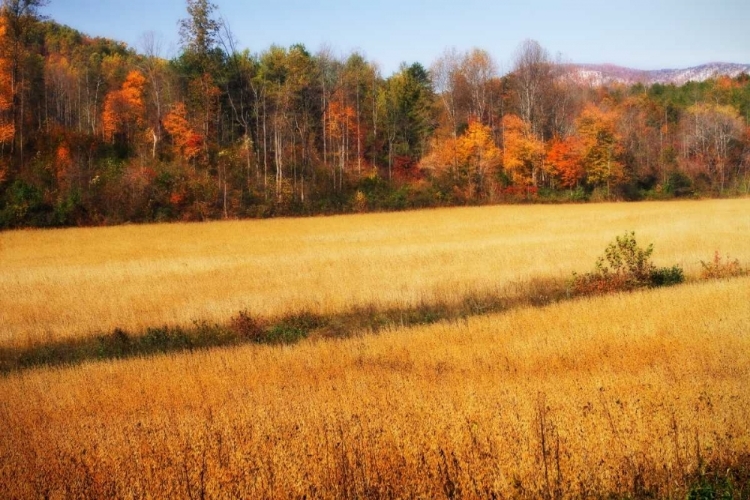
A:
[1,0,749,228]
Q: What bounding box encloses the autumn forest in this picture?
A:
[1,0,749,228]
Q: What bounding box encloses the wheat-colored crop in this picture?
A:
[1,278,748,497]
[1,199,748,348]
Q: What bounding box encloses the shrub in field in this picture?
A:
[700,251,747,279]
[229,311,317,344]
[265,324,307,344]
[571,232,684,295]
[230,310,265,342]
[648,265,685,287]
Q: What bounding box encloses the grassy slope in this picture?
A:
[1,278,749,498]
[1,198,749,347]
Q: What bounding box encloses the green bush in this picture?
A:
[568,186,588,202]
[649,265,685,287]
[571,232,684,295]
[665,170,694,197]
[265,324,307,344]
[1,180,48,228]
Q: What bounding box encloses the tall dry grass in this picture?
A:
[1,278,749,498]
[1,199,749,348]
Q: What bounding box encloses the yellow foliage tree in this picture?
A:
[576,104,624,193]
[457,120,501,195]
[501,114,544,185]
[682,102,743,191]
[420,120,500,198]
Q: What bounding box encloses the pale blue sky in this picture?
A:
[47,0,750,76]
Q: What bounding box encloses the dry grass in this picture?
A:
[2,199,749,348]
[1,278,748,498]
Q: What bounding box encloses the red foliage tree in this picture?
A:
[547,136,584,189]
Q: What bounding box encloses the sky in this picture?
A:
[46,0,750,76]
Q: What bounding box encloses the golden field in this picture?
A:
[1,198,749,348]
[1,278,749,498]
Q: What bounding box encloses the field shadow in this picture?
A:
[0,277,567,375]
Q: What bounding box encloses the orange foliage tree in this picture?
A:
[102,70,146,143]
[326,90,359,173]
[0,18,14,148]
[54,142,73,184]
[421,123,498,173]
[163,102,203,163]
[420,135,459,176]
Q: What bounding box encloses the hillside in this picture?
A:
[567,62,750,86]
[0,6,749,229]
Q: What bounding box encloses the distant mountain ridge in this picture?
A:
[565,62,750,86]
